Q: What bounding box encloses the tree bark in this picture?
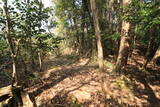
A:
[85,0,96,56]
[114,0,131,73]
[3,0,18,86]
[25,0,35,70]
[29,37,35,70]
[143,28,155,69]
[38,51,42,72]
[152,46,160,61]
[90,0,104,72]
[79,0,88,56]
[38,0,43,72]
[0,85,33,107]
[107,0,114,33]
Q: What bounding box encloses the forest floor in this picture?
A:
[0,48,160,106]
[26,49,160,106]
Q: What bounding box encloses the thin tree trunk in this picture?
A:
[151,45,160,67]
[143,29,155,69]
[107,0,114,33]
[114,0,122,60]
[90,0,104,72]
[128,24,135,58]
[38,0,43,72]
[29,37,35,69]
[11,57,17,86]
[79,0,87,56]
[152,45,160,61]
[72,0,80,53]
[38,51,42,72]
[3,0,18,86]
[85,0,96,56]
[129,24,137,58]
[25,0,35,70]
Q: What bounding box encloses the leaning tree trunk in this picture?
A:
[90,0,104,72]
[152,45,160,61]
[3,0,18,86]
[0,85,33,107]
[143,28,155,69]
[149,44,160,67]
[113,0,131,73]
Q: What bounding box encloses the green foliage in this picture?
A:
[0,0,62,71]
[104,60,114,69]
[122,0,160,46]
[109,32,120,41]
[138,3,160,32]
[125,0,160,29]
[70,97,81,107]
[0,38,7,51]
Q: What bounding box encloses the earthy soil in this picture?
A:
[0,48,160,106]
[26,50,160,106]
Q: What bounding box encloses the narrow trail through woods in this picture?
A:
[24,49,160,106]
[27,56,102,106]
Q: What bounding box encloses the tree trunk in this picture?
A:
[107,0,114,33]
[12,57,17,86]
[3,0,18,86]
[29,37,35,70]
[38,0,43,72]
[114,34,130,73]
[129,24,137,58]
[128,24,135,58]
[38,51,42,72]
[85,0,96,56]
[20,56,28,74]
[143,39,152,69]
[26,0,35,70]
[79,0,88,56]
[143,28,155,69]
[113,0,122,60]
[152,45,160,61]
[114,0,131,73]
[90,0,104,72]
[151,45,160,67]
[0,85,33,107]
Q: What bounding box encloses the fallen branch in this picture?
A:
[0,85,33,107]
[0,85,12,97]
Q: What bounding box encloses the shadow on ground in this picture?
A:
[125,64,160,106]
[28,55,99,106]
[27,53,160,106]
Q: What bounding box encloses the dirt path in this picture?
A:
[23,53,160,106]
[26,56,103,106]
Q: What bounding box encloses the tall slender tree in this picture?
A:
[90,0,104,72]
[3,0,18,86]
